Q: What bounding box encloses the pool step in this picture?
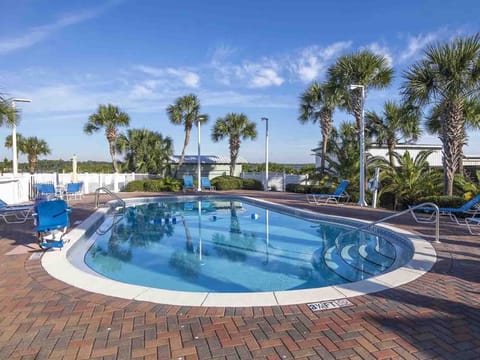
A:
[324,245,370,282]
[341,245,386,275]
[358,243,395,267]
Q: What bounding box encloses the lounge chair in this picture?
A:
[0,199,34,224]
[409,194,480,225]
[306,180,350,205]
[34,199,71,250]
[183,175,195,192]
[35,183,57,199]
[201,177,215,191]
[65,182,83,200]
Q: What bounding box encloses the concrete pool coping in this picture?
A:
[41,196,437,307]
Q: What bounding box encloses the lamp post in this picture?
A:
[10,98,31,178]
[348,85,367,207]
[196,115,206,191]
[261,117,269,191]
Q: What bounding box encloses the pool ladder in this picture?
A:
[94,187,126,235]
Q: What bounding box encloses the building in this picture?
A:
[312,144,480,171]
[170,155,247,179]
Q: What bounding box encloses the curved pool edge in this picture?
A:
[41,197,437,307]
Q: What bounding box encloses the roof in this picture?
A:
[170,155,248,164]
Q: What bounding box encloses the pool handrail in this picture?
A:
[335,202,440,248]
[94,187,126,213]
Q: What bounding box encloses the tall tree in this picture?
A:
[166,94,208,173]
[0,96,17,125]
[84,104,130,173]
[327,50,393,131]
[5,134,50,174]
[116,128,173,174]
[298,82,341,175]
[366,101,421,167]
[211,113,257,176]
[402,34,480,195]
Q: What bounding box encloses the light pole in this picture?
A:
[348,85,367,207]
[196,115,206,191]
[261,117,269,191]
[10,98,31,178]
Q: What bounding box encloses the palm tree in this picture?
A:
[327,50,393,131]
[84,104,130,173]
[0,96,16,124]
[117,128,173,174]
[211,113,257,176]
[5,134,50,174]
[378,150,442,210]
[401,34,480,195]
[366,101,421,167]
[166,94,208,174]
[20,137,51,174]
[298,82,341,175]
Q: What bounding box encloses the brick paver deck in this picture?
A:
[0,191,479,359]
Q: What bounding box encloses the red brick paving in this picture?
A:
[0,191,479,359]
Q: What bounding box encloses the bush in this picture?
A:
[211,176,243,190]
[285,183,330,194]
[124,180,145,192]
[123,178,181,192]
[242,178,263,190]
[415,195,465,208]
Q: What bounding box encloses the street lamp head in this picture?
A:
[348,84,363,91]
[12,98,31,103]
[261,117,268,121]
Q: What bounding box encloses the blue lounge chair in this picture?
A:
[0,199,34,224]
[410,194,480,225]
[201,177,215,191]
[306,180,350,205]
[35,183,57,199]
[34,199,71,250]
[65,182,83,200]
[183,175,195,192]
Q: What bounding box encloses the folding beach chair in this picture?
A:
[0,199,34,224]
[201,177,215,191]
[34,199,71,250]
[183,175,195,192]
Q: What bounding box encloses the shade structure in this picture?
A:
[71,155,78,183]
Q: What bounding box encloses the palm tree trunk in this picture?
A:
[229,136,240,177]
[387,140,396,168]
[442,104,464,195]
[175,127,192,177]
[109,141,118,172]
[320,109,333,177]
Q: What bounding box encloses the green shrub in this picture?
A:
[211,176,243,190]
[242,178,263,190]
[124,180,145,192]
[285,183,330,194]
[124,178,181,192]
[415,195,465,208]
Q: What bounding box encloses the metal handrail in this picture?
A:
[335,202,440,247]
[94,187,126,214]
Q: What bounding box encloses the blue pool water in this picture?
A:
[81,197,413,293]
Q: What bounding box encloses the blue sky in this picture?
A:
[1,0,479,165]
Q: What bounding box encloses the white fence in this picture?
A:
[241,172,308,191]
[0,172,151,204]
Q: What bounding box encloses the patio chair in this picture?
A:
[34,199,71,250]
[306,180,350,205]
[409,194,480,225]
[183,175,195,192]
[0,199,34,224]
[201,177,216,191]
[35,183,57,199]
[65,182,83,200]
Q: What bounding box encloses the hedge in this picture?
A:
[124,178,182,192]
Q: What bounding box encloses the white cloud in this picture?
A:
[290,41,352,83]
[133,65,200,89]
[248,67,284,88]
[399,32,439,63]
[166,68,200,88]
[0,2,119,54]
[364,42,393,67]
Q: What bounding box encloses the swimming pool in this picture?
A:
[42,195,437,306]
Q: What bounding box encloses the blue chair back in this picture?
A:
[332,180,350,196]
[459,194,480,212]
[183,175,194,188]
[201,177,211,188]
[34,199,70,232]
[66,182,81,193]
[36,183,56,195]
